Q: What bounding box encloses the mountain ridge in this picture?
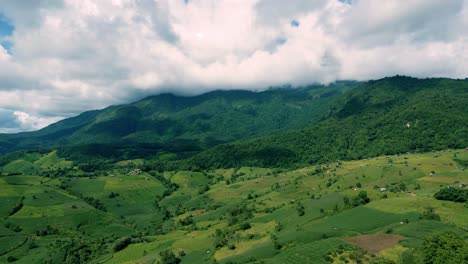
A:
[178,76,468,169]
[1,76,466,170]
[0,81,358,155]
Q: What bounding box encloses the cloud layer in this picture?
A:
[0,0,467,132]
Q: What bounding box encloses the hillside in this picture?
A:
[0,76,467,263]
[0,82,357,156]
[0,149,466,263]
[184,76,468,169]
[2,76,466,170]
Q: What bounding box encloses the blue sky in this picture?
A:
[0,14,13,53]
[0,0,467,133]
[0,14,13,35]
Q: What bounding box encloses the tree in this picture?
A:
[179,215,194,226]
[240,223,251,230]
[7,256,18,263]
[108,192,119,198]
[113,237,132,252]
[421,232,467,264]
[213,229,227,248]
[419,207,440,221]
[333,203,339,213]
[159,250,181,264]
[198,184,210,194]
[343,196,350,206]
[296,203,305,216]
[399,183,406,192]
[358,191,370,203]
[434,188,468,203]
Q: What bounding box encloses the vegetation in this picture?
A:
[421,232,467,264]
[434,187,468,202]
[184,77,468,169]
[0,77,466,263]
[159,250,181,264]
[0,82,357,157]
[0,148,465,263]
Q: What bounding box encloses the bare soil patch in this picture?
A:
[344,234,404,254]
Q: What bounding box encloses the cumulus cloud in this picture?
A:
[0,0,467,132]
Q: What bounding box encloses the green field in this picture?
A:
[0,149,466,263]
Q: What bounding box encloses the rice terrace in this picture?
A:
[0,148,466,263]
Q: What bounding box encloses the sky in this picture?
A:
[0,0,467,133]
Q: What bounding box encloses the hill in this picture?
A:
[184,76,468,169]
[0,82,357,157]
[0,149,466,263]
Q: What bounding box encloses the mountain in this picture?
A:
[183,76,468,169]
[0,81,358,156]
[1,76,467,169]
[0,76,467,264]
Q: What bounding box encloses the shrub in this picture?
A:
[7,256,17,262]
[113,237,132,252]
[159,250,181,264]
[419,207,440,221]
[434,188,468,202]
[9,197,24,216]
[240,223,251,230]
[108,192,120,198]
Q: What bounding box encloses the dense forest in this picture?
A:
[179,76,468,169]
[0,81,357,155]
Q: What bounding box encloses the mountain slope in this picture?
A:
[184,76,468,169]
[0,82,358,155]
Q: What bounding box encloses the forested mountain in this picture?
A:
[184,76,468,169]
[0,81,357,155]
[0,76,467,264]
[1,76,467,169]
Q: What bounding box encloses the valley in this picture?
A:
[0,149,466,263]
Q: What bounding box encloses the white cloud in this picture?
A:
[0,0,467,132]
[13,111,63,132]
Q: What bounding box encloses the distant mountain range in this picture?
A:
[1,76,467,168]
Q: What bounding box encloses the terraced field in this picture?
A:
[0,149,466,263]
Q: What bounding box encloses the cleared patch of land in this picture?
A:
[344,234,404,254]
